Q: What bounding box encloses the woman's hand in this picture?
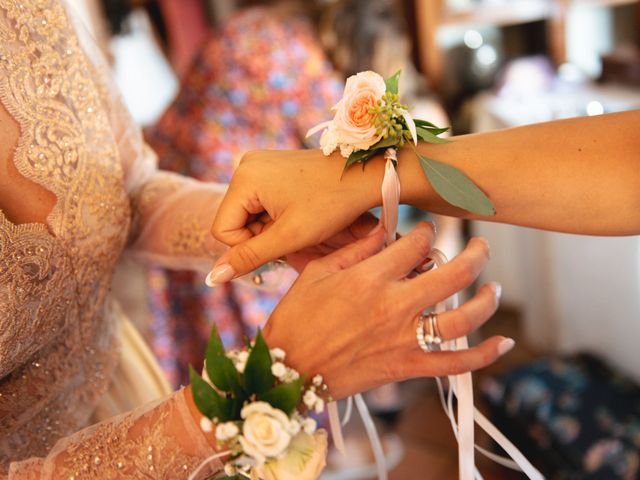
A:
[262,222,513,400]
[208,149,384,283]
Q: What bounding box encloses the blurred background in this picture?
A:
[68,0,639,478]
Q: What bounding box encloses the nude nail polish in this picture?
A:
[497,338,515,356]
[489,282,502,302]
[205,264,236,286]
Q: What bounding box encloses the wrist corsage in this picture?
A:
[307,70,495,216]
[190,327,330,480]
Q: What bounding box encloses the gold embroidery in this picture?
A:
[0,0,127,469]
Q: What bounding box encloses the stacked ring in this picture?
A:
[416,312,442,352]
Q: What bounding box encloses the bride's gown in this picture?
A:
[0,0,227,477]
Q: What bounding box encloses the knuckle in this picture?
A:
[407,230,432,258]
[454,259,476,286]
[233,243,262,271]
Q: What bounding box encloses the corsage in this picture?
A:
[306,70,496,227]
[189,326,330,480]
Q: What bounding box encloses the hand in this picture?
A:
[262,222,514,400]
[208,149,384,283]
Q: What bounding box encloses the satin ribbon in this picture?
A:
[341,151,544,480]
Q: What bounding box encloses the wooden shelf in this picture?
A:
[439,0,553,29]
[416,0,640,93]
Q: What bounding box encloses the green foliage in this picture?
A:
[189,365,234,422]
[385,70,401,94]
[206,325,241,394]
[417,153,496,216]
[416,126,451,144]
[259,377,305,415]
[243,330,275,395]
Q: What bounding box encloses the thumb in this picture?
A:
[206,219,302,285]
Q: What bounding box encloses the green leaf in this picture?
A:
[344,149,378,170]
[417,154,496,216]
[189,365,234,422]
[205,325,240,394]
[416,127,451,144]
[258,377,305,415]
[384,70,401,94]
[414,118,438,128]
[243,330,275,395]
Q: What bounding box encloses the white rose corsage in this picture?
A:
[189,327,329,480]
[307,70,495,216]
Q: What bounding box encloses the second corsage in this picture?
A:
[190,327,329,480]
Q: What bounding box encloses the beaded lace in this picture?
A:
[0,0,226,477]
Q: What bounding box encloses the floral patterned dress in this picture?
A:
[145,7,343,387]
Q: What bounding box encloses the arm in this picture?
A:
[210,110,640,279]
[395,110,640,235]
[6,389,221,479]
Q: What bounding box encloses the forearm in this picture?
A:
[7,388,220,479]
[357,110,640,235]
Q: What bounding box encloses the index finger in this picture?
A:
[211,181,265,246]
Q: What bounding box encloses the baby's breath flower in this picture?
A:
[200,417,213,433]
[270,347,286,361]
[312,375,323,387]
[314,398,325,414]
[302,418,317,434]
[303,390,318,409]
[271,362,286,379]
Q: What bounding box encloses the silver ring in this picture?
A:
[416,312,442,352]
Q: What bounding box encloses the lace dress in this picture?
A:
[0,0,225,477]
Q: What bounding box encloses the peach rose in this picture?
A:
[332,71,386,155]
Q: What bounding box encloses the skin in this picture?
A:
[0,111,511,453]
[210,110,640,279]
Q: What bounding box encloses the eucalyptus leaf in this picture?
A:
[417,154,496,216]
[345,149,378,170]
[416,127,451,144]
[243,330,275,394]
[205,325,240,394]
[423,126,450,136]
[384,70,401,94]
[414,118,438,129]
[258,377,305,415]
[190,365,234,422]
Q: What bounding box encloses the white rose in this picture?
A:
[332,71,386,155]
[239,402,292,465]
[256,430,328,480]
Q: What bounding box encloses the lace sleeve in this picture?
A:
[5,389,221,479]
[71,11,228,273]
[123,142,229,273]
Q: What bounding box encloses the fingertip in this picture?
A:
[497,337,515,356]
[470,236,491,258]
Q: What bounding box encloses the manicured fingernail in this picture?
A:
[367,222,383,237]
[418,257,435,272]
[498,338,515,356]
[489,282,502,302]
[476,236,491,258]
[205,264,236,286]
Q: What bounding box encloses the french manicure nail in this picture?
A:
[205,264,236,286]
[476,236,491,258]
[489,282,502,302]
[497,338,515,356]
